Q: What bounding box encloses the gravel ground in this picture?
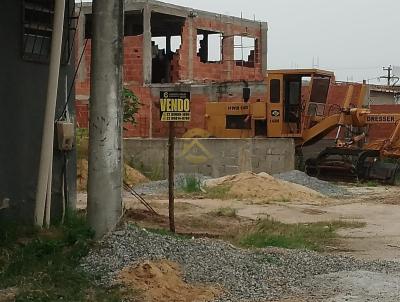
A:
[274,170,350,198]
[132,173,209,196]
[134,171,349,198]
[81,225,400,301]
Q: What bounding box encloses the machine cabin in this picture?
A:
[205,69,334,138]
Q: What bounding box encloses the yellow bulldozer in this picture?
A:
[204,69,400,184]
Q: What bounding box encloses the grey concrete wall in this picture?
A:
[124,138,295,179]
[0,0,76,223]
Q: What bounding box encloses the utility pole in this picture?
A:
[381,65,393,86]
[87,0,124,238]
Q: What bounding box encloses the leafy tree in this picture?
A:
[123,88,141,125]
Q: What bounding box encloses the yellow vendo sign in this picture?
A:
[160,91,191,122]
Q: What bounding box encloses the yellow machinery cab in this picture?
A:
[205,69,334,139]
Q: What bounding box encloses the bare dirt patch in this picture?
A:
[0,288,17,302]
[118,260,221,302]
[125,208,249,238]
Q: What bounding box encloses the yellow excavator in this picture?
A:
[204,69,400,184]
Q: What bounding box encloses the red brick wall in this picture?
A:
[76,102,89,128]
[172,17,264,82]
[75,15,265,138]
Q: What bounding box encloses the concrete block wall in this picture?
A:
[124,138,295,179]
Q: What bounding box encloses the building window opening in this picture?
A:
[150,12,185,83]
[226,115,251,130]
[234,36,256,68]
[197,30,222,63]
[151,35,182,83]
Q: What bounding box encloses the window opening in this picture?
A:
[270,79,281,103]
[234,36,256,67]
[226,115,251,130]
[197,30,222,63]
[22,0,55,63]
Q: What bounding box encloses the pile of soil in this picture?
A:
[77,159,148,192]
[203,172,326,203]
[118,260,221,302]
[0,288,17,302]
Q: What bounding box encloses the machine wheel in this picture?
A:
[305,158,319,177]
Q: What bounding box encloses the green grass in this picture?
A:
[237,218,365,252]
[203,186,231,199]
[0,213,126,302]
[76,128,89,160]
[182,175,202,193]
[209,207,238,218]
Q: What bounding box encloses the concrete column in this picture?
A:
[143,3,152,84]
[166,35,171,82]
[88,0,124,238]
[223,26,234,80]
[260,22,268,76]
[188,18,194,80]
[222,17,234,81]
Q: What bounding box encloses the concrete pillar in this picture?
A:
[223,19,234,81]
[260,22,268,76]
[166,35,171,82]
[88,0,124,238]
[143,3,152,84]
[188,18,194,80]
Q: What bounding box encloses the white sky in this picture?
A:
[82,0,400,83]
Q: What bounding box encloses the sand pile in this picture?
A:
[118,260,221,302]
[203,171,326,203]
[77,159,148,192]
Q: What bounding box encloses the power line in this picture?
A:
[381,65,399,87]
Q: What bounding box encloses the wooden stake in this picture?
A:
[168,121,175,233]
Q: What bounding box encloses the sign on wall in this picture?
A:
[160,91,191,122]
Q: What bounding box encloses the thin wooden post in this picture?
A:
[168,121,175,233]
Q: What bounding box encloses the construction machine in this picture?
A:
[204,69,400,184]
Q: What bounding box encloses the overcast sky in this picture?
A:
[84,0,400,83]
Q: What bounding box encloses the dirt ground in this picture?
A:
[77,184,400,262]
[118,260,221,302]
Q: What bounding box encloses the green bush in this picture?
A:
[0,212,126,301]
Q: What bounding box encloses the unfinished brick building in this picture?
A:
[75,0,268,137]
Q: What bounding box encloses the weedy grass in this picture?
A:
[182,175,202,193]
[0,213,127,302]
[209,207,238,218]
[203,185,231,199]
[237,218,365,252]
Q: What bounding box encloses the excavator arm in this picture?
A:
[303,85,400,184]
